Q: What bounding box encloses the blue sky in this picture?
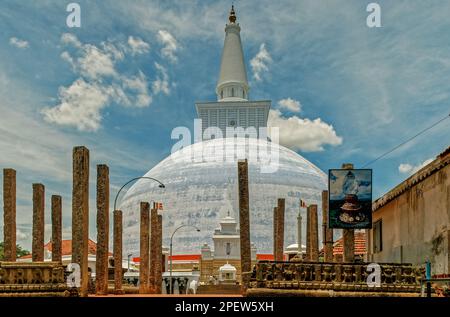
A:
[1,0,449,249]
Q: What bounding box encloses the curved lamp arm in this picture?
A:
[170,224,201,242]
[113,176,165,211]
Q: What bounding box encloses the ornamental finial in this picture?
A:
[229,5,236,23]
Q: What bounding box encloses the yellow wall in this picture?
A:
[367,160,450,275]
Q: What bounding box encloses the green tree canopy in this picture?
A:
[0,242,31,260]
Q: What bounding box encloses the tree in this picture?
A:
[0,242,30,260]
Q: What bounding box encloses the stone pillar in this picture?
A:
[238,159,251,292]
[273,206,278,259]
[32,183,45,262]
[306,205,311,261]
[72,146,89,297]
[96,164,109,295]
[342,163,355,263]
[275,198,285,261]
[149,207,158,293]
[51,195,62,263]
[343,229,355,262]
[322,190,334,262]
[113,209,123,294]
[3,168,16,262]
[309,204,319,262]
[155,214,163,294]
[297,211,302,255]
[139,202,150,294]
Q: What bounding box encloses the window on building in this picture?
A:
[221,90,223,99]
[242,90,245,98]
[226,242,231,256]
[373,219,383,253]
[231,88,234,97]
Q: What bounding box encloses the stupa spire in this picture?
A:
[229,5,237,23]
[216,5,249,102]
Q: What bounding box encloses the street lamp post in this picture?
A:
[112,176,165,289]
[169,225,200,294]
[127,253,132,272]
[113,176,165,212]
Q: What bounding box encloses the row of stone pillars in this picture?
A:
[139,202,163,294]
[2,171,65,264]
[269,176,354,263]
[271,188,352,263]
[2,147,125,297]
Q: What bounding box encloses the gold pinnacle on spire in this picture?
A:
[229,5,236,23]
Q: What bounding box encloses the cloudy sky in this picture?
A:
[1,0,449,249]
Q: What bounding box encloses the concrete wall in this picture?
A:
[367,153,450,275]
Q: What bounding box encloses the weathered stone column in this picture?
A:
[32,183,45,262]
[139,202,150,294]
[297,210,302,255]
[96,164,109,295]
[113,209,123,294]
[3,168,16,262]
[275,198,285,261]
[343,229,355,262]
[72,146,89,297]
[155,214,163,294]
[322,190,334,262]
[342,163,355,263]
[306,205,311,261]
[273,206,278,259]
[51,195,62,263]
[149,207,158,293]
[238,159,251,292]
[309,204,319,261]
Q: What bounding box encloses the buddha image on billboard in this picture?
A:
[328,169,372,229]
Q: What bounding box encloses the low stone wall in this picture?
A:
[248,261,425,296]
[0,261,76,297]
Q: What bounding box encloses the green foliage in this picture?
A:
[0,241,30,260]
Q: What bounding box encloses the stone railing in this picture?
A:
[249,261,425,293]
[0,262,76,297]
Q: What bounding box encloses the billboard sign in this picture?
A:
[328,169,372,229]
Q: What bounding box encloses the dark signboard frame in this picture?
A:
[328,169,373,229]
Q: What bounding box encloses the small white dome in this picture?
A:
[219,263,237,272]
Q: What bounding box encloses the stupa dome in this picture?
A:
[120,137,326,256]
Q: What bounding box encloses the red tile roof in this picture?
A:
[331,231,366,256]
[19,239,112,259]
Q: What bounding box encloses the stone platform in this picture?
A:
[248,261,425,297]
[0,262,77,297]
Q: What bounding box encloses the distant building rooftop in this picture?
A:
[373,146,450,212]
[19,239,112,259]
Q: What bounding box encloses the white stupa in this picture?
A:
[120,6,326,256]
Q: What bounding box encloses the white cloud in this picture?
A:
[61,33,81,48]
[9,37,29,49]
[43,34,155,131]
[69,43,117,80]
[121,71,152,107]
[250,43,271,82]
[152,62,170,95]
[127,36,150,55]
[398,158,433,175]
[277,98,301,112]
[157,30,178,63]
[42,79,110,132]
[268,109,342,152]
[16,229,28,241]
